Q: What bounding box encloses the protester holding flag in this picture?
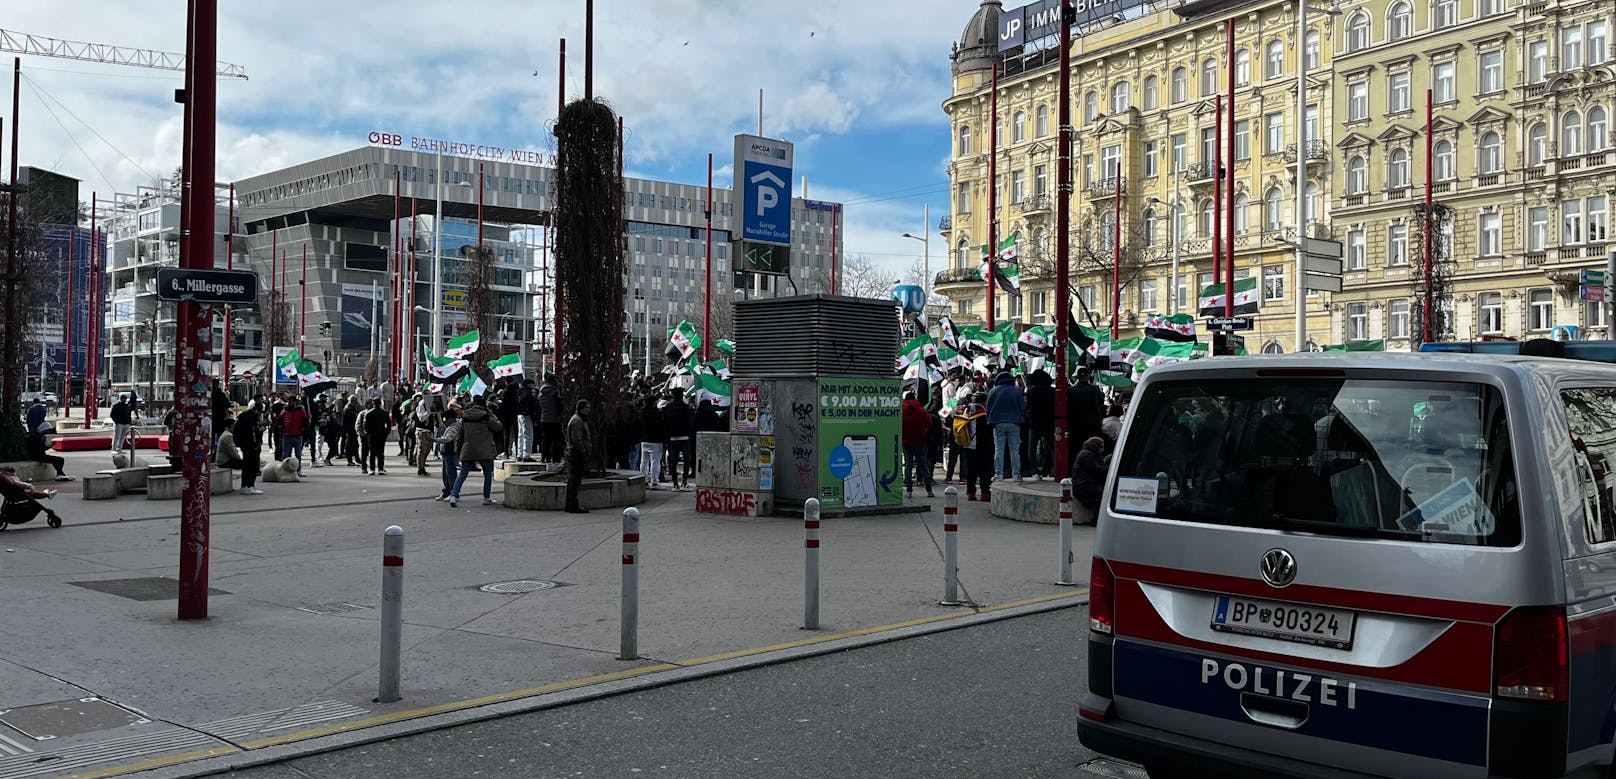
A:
[960,392,993,501]
[901,391,936,498]
[280,397,312,476]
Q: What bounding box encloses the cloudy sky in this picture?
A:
[4,1,984,278]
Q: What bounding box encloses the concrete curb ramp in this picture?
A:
[114,590,1088,779]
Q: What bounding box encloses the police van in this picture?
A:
[1079,345,1616,778]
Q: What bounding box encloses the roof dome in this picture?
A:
[951,0,1005,76]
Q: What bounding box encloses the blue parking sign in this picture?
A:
[742,160,792,244]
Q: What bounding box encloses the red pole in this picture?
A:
[4,59,21,417]
[65,207,74,406]
[392,169,400,384]
[829,206,838,294]
[223,183,232,385]
[540,225,549,374]
[176,0,218,620]
[554,38,566,374]
[1225,19,1236,319]
[410,198,417,383]
[986,62,999,330]
[1423,88,1434,344]
[476,163,484,339]
[1053,1,1072,481]
[269,230,277,364]
[703,153,712,361]
[1111,163,1122,339]
[299,244,308,349]
[86,193,97,426]
[1213,95,1223,288]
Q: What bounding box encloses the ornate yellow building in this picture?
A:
[942,0,1337,353]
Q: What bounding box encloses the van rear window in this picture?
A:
[1112,378,1521,546]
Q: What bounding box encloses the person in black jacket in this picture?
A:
[341,395,361,466]
[1072,435,1107,524]
[1068,369,1105,475]
[661,393,694,489]
[1025,369,1055,480]
[639,393,667,488]
[110,395,134,453]
[235,402,264,494]
[362,397,392,475]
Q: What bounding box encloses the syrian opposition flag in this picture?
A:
[1111,336,1144,368]
[897,335,938,370]
[938,347,966,374]
[1077,325,1111,359]
[715,339,736,357]
[1143,313,1198,343]
[294,359,336,394]
[938,316,961,351]
[1198,278,1259,316]
[425,351,470,380]
[444,330,481,359]
[489,352,524,378]
[979,233,1019,263]
[276,349,302,380]
[688,373,732,407]
[1134,338,1199,376]
[1017,325,1054,355]
[668,320,702,359]
[458,371,489,398]
[426,382,445,394]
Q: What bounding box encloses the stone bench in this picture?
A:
[210,467,235,495]
[504,470,647,511]
[96,467,150,494]
[81,473,120,501]
[496,460,551,483]
[989,479,1084,525]
[146,473,185,500]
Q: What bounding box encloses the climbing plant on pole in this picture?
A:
[552,98,627,427]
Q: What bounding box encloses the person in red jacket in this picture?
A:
[901,391,935,498]
[279,397,313,475]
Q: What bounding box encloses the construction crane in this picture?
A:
[0,28,247,79]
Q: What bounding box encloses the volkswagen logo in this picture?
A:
[1260,548,1297,588]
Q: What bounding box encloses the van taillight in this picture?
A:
[1494,606,1568,702]
[1090,557,1116,635]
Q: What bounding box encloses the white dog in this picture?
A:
[260,457,301,483]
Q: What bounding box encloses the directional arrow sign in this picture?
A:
[155,268,259,304]
[1303,237,1344,259]
[1304,255,1344,276]
[1304,273,1344,293]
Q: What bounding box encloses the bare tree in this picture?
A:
[810,253,893,300]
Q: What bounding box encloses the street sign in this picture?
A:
[1582,285,1608,302]
[734,134,794,248]
[156,267,258,304]
[1303,237,1344,259]
[1304,273,1344,293]
[739,241,790,274]
[1304,255,1344,276]
[1206,316,1253,331]
[1582,269,1606,286]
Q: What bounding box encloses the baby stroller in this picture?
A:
[0,467,62,531]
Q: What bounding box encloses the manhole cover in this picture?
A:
[479,580,559,594]
[0,698,150,741]
[297,602,371,615]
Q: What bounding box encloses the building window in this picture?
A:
[1011,170,1025,203]
[1432,0,1456,29]
[1347,229,1367,269]
[1347,12,1370,51]
[1198,199,1215,237]
[1142,208,1158,246]
[1390,2,1412,40]
[1079,285,1097,310]
[1479,292,1503,333]
[1388,71,1411,113]
[1389,223,1409,266]
[1171,67,1187,103]
[1389,300,1411,338]
[1563,25,1584,70]
[1266,40,1284,79]
[1083,154,1094,187]
[1100,145,1122,180]
[1479,0,1502,16]
[1479,51,1504,93]
[1529,206,1548,250]
[1012,111,1026,143]
[1347,303,1368,340]
[1563,110,1583,155]
[1347,155,1368,193]
[1434,140,1455,180]
[957,125,971,156]
[1528,41,1549,83]
[1084,91,1098,124]
[1530,288,1554,331]
[1264,265,1285,301]
[1143,75,1158,110]
[1478,131,1502,173]
[1348,82,1369,122]
[1479,212,1502,256]
[1590,108,1608,152]
[1234,120,1250,160]
[1140,279,1159,312]
[1305,182,1320,223]
[956,181,971,212]
[1591,196,1610,242]
[1306,103,1321,142]
[1143,142,1158,178]
[1305,30,1320,70]
[1035,105,1049,137]
[1528,122,1547,166]
[1265,113,1284,155]
[1234,193,1250,233]
[1111,82,1131,115]
[1234,49,1251,86]
[1590,299,1609,329]
[1433,61,1456,103]
[1034,164,1048,196]
[1565,199,1584,243]
[1201,59,1218,96]
[1177,275,1190,309]
[1171,133,1187,170]
[1592,21,1609,65]
[1265,187,1285,232]
[1388,148,1410,188]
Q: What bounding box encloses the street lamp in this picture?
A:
[1147,196,1185,315]
[902,203,932,302]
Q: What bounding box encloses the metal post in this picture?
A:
[804,498,821,630]
[1422,89,1434,344]
[1293,0,1309,351]
[1056,478,1077,586]
[703,153,712,363]
[223,184,233,382]
[986,63,999,331]
[620,507,640,660]
[1053,0,1073,481]
[299,244,307,351]
[941,487,962,606]
[431,150,444,356]
[1226,19,1237,321]
[86,194,98,426]
[1111,163,1122,338]
[378,525,404,703]
[922,203,930,303]
[4,58,20,417]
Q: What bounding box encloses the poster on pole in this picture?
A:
[816,378,903,509]
[735,383,761,433]
[273,346,298,386]
[341,283,380,350]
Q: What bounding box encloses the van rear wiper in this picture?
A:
[1272,514,1426,541]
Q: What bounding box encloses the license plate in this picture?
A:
[1211,595,1356,650]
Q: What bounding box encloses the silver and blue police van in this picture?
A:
[1079,343,1616,778]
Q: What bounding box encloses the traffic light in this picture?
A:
[320,321,332,337]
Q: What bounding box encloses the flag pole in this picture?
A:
[1111,162,1122,339]
[1225,19,1236,320]
[703,152,712,362]
[986,61,999,331]
[1053,0,1073,482]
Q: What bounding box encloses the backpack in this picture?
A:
[951,414,972,448]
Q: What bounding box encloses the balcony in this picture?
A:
[1343,194,1367,207]
[1185,162,1216,182]
[1019,194,1052,215]
[1432,181,1454,194]
[1522,83,1546,100]
[1386,187,1411,200]
[1558,247,1583,261]
[1560,156,1584,171]
[1475,173,1502,187]
[938,216,953,232]
[1525,250,1547,265]
[934,267,983,287]
[1084,177,1125,200]
[1588,152,1613,168]
[1283,140,1331,165]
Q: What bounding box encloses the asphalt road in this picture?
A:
[227,607,1107,779]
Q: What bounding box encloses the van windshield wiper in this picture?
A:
[1272,514,1426,541]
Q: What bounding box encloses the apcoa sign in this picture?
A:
[367,131,557,166]
[734,134,794,248]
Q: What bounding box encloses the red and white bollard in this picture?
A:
[378,525,404,703]
[620,507,640,660]
[804,498,820,630]
[1056,478,1077,586]
[941,486,963,606]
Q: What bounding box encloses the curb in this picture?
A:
[121,590,1088,778]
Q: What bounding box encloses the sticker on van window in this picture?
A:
[1395,476,1496,536]
[1115,477,1162,515]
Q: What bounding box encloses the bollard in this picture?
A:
[804,498,821,630]
[1056,478,1078,586]
[619,507,640,661]
[378,525,404,704]
[941,487,963,606]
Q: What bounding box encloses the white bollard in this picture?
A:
[1056,478,1078,586]
[941,487,963,606]
[378,525,404,703]
[804,498,821,630]
[619,507,640,660]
